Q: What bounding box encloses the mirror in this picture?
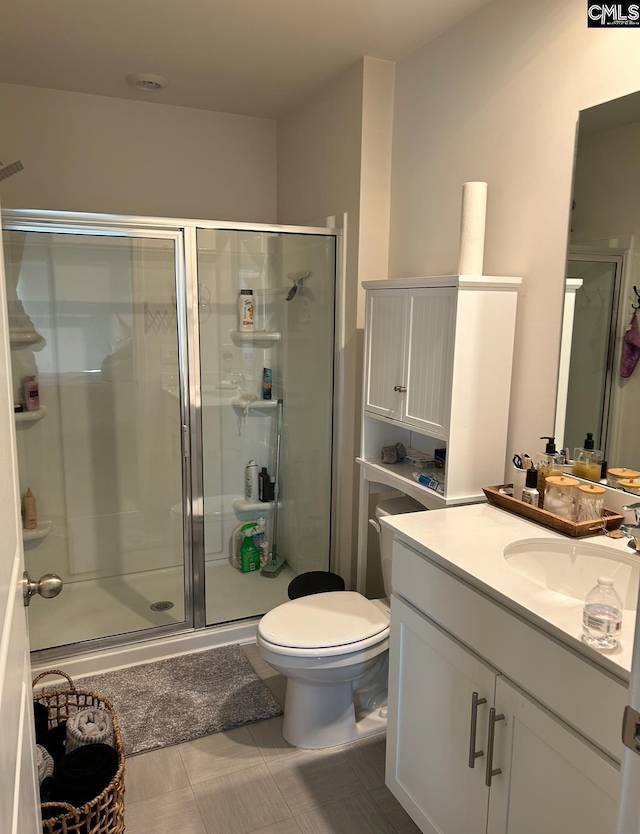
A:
[556,90,640,478]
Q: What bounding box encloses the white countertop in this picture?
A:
[383,503,637,681]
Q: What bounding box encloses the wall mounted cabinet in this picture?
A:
[357,275,520,591]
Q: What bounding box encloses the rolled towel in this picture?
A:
[49,743,119,808]
[36,744,54,784]
[66,708,114,753]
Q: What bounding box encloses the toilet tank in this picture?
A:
[375,495,425,596]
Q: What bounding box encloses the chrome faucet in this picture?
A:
[621,502,640,549]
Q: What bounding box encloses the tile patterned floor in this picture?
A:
[124,644,420,834]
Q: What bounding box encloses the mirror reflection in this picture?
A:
[556,90,640,480]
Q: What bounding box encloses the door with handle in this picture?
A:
[486,676,619,834]
[364,290,407,421]
[387,596,497,834]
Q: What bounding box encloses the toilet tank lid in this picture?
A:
[258,591,389,649]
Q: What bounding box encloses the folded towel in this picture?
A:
[34,702,50,743]
[49,743,119,809]
[66,708,114,753]
[36,744,54,784]
[37,720,67,763]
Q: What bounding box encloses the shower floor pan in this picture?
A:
[28,558,295,653]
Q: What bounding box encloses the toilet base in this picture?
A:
[282,678,387,749]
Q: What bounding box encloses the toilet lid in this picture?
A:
[258,591,389,649]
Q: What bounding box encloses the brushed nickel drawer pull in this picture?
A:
[485,707,505,787]
[468,691,487,768]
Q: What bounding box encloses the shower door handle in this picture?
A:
[23,571,63,607]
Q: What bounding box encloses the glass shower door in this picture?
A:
[4,226,189,652]
[196,229,336,625]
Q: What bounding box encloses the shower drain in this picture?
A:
[150,600,174,612]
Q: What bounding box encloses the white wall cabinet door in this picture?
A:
[402,287,456,437]
[364,289,406,420]
[386,596,496,834]
[487,676,619,834]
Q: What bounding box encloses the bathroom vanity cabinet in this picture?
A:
[356,275,520,591]
[386,538,623,834]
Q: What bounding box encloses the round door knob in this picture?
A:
[23,571,63,606]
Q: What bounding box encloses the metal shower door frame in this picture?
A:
[3,209,344,661]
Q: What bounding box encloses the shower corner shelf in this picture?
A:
[229,330,281,346]
[232,497,278,514]
[22,519,53,542]
[230,398,278,411]
[10,331,46,350]
[15,406,47,424]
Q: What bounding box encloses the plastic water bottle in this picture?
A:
[582,576,623,651]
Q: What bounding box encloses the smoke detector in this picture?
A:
[126,73,169,92]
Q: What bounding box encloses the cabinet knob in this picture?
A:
[393,385,407,393]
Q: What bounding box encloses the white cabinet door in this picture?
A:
[487,676,620,834]
[403,287,456,437]
[364,290,406,420]
[386,596,496,834]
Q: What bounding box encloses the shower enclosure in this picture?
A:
[2,211,339,659]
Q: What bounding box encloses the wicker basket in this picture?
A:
[33,670,126,834]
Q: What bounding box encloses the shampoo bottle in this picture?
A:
[23,376,39,412]
[238,289,254,331]
[572,433,602,482]
[23,488,37,530]
[535,436,564,508]
[244,460,259,502]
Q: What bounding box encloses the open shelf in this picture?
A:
[231,398,278,411]
[22,520,53,543]
[15,406,47,424]
[229,330,281,346]
[10,330,46,349]
[232,498,279,514]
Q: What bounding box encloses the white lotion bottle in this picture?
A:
[245,460,259,502]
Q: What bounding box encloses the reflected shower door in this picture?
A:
[3,228,188,651]
[196,229,336,625]
[565,258,621,455]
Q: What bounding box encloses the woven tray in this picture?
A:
[33,670,126,834]
[483,485,624,538]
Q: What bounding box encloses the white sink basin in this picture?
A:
[503,538,640,611]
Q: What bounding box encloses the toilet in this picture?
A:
[256,494,424,749]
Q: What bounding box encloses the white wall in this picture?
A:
[389,0,640,473]
[0,83,277,221]
[277,56,394,585]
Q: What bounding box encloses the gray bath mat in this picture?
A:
[63,645,282,755]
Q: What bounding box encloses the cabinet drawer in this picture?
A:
[392,539,628,761]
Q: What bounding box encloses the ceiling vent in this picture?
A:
[126,73,169,92]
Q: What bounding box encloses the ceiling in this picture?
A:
[0,0,492,119]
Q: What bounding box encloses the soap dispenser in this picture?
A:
[572,433,603,482]
[535,436,564,508]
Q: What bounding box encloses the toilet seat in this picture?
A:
[257,591,389,657]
